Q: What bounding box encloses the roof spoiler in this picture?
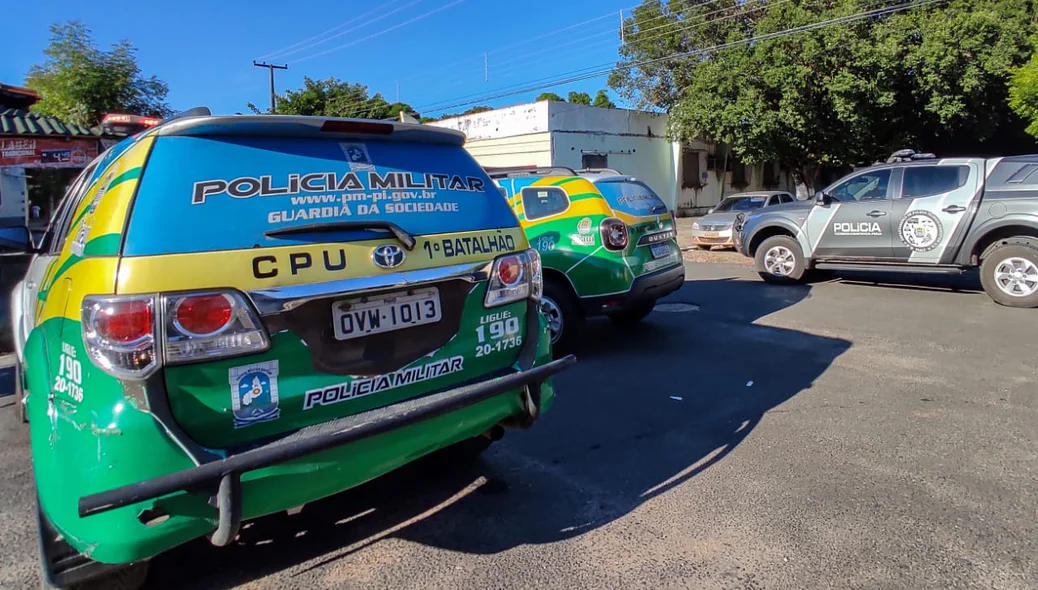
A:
[575,167,623,175]
[485,166,576,179]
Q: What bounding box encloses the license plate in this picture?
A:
[332,287,441,341]
[703,231,720,238]
[650,243,671,259]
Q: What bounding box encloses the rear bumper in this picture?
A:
[78,356,574,526]
[581,263,686,315]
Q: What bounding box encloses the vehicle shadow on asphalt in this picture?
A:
[146,277,852,589]
[822,269,983,294]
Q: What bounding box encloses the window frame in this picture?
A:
[827,168,895,203]
[40,161,100,255]
[519,185,571,222]
[899,165,970,199]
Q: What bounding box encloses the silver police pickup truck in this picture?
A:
[734,149,1038,308]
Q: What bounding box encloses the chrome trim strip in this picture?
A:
[247,260,493,316]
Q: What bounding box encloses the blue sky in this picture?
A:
[1,0,638,117]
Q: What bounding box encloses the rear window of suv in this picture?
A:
[595,179,669,216]
[124,136,518,256]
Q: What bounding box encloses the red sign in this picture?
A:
[0,138,99,169]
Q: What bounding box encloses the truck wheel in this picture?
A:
[754,235,807,284]
[540,280,584,358]
[608,301,655,326]
[980,241,1038,308]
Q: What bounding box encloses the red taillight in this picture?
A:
[498,256,523,286]
[600,218,629,251]
[174,294,234,336]
[95,300,153,343]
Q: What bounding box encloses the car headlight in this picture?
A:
[692,222,700,230]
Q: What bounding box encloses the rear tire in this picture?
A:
[608,301,655,326]
[540,280,584,357]
[754,235,807,284]
[980,241,1038,308]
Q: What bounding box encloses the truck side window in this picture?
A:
[829,170,892,202]
[902,166,969,198]
[520,186,569,221]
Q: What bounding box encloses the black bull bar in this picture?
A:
[77,355,575,545]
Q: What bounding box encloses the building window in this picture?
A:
[762,161,780,188]
[682,148,702,188]
[581,153,608,169]
[520,186,570,221]
[731,160,749,188]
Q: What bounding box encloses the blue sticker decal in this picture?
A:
[229,360,280,428]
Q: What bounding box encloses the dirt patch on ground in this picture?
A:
[674,217,754,267]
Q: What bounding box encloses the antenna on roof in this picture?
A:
[161,106,212,124]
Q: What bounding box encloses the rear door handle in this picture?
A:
[942,205,966,213]
[866,210,887,218]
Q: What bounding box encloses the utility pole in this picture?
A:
[484,53,489,82]
[396,81,400,103]
[620,10,625,44]
[253,61,288,113]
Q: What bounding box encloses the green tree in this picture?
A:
[462,105,494,115]
[26,21,172,126]
[568,91,592,105]
[610,0,1038,190]
[1010,35,1038,137]
[535,92,565,102]
[251,76,420,120]
[593,89,615,108]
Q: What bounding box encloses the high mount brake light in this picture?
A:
[82,290,270,380]
[600,218,629,251]
[485,249,542,308]
[319,120,394,135]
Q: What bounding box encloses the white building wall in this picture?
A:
[675,141,795,214]
[551,132,677,210]
[460,133,552,168]
[428,102,549,140]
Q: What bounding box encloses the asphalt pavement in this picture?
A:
[1,262,1035,590]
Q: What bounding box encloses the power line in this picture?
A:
[262,0,425,62]
[293,0,470,63]
[417,0,946,114]
[256,0,406,61]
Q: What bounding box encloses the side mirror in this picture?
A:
[815,191,832,206]
[0,226,37,254]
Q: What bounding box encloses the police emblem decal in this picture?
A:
[340,143,374,171]
[897,210,944,252]
[371,244,406,269]
[229,360,280,428]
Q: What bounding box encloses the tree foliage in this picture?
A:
[535,92,566,102]
[610,0,1038,188]
[1010,35,1038,138]
[251,76,419,120]
[593,89,616,108]
[26,21,172,126]
[568,91,592,105]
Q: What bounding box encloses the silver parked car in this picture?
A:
[691,191,795,249]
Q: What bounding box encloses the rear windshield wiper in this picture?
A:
[265,221,417,251]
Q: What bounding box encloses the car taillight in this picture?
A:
[82,290,270,380]
[600,218,629,251]
[485,249,542,308]
[163,290,269,364]
[83,295,158,379]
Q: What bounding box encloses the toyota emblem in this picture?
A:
[371,244,406,269]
